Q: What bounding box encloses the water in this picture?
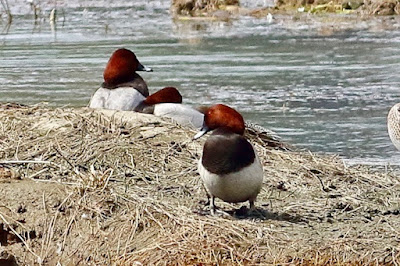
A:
[1,0,400,163]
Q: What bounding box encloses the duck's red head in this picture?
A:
[204,104,245,135]
[194,104,245,139]
[196,105,211,114]
[103,48,151,86]
[144,87,183,105]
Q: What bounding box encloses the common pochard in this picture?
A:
[89,48,152,111]
[193,104,263,215]
[135,86,204,129]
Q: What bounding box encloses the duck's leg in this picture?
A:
[248,200,264,217]
[249,200,255,210]
[210,198,232,217]
[202,183,211,206]
[210,196,216,215]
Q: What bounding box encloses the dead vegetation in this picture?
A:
[171,0,400,19]
[171,0,240,17]
[274,0,400,15]
[0,103,400,264]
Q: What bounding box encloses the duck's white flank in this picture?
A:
[198,154,263,204]
[89,87,145,111]
[153,103,204,129]
[388,103,400,150]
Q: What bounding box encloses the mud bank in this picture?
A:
[0,103,400,264]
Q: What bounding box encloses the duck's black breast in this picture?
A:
[201,128,256,175]
[102,73,149,97]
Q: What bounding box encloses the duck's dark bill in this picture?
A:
[137,62,153,72]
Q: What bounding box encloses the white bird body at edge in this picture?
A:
[89,87,145,111]
[153,103,204,129]
[388,103,400,150]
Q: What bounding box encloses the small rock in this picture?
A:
[0,167,20,180]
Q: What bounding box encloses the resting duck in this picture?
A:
[135,86,204,129]
[89,48,152,111]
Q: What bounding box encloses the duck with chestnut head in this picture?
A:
[89,48,152,111]
[135,86,204,129]
[193,104,264,215]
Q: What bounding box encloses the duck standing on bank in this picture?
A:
[135,86,204,129]
[89,48,152,111]
[193,104,264,215]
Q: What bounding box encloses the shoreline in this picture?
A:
[4,0,400,33]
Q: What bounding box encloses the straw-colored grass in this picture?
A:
[171,0,239,17]
[0,103,400,265]
[171,0,400,18]
[273,0,400,15]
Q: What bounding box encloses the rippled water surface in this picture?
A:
[2,1,400,162]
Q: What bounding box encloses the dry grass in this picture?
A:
[170,0,400,17]
[267,0,400,15]
[171,0,239,17]
[1,103,400,265]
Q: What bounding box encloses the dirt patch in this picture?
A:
[0,104,400,264]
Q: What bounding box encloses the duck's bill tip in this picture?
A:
[193,126,209,140]
[137,63,153,72]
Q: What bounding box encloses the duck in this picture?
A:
[388,103,400,150]
[89,48,152,111]
[197,106,288,150]
[193,104,264,215]
[135,86,204,129]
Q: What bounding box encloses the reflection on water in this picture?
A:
[1,1,400,163]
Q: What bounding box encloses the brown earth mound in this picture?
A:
[0,103,400,264]
[274,0,400,15]
[171,0,240,16]
[171,0,400,19]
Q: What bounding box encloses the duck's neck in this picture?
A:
[102,73,149,97]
